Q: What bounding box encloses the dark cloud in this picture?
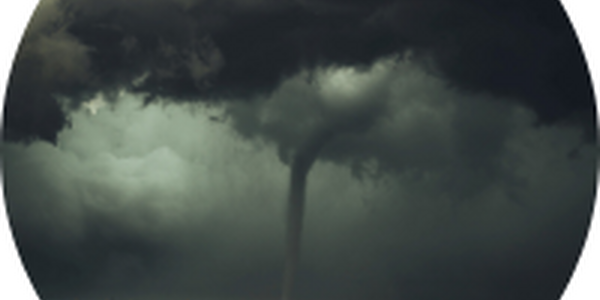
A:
[224,56,528,202]
[3,0,595,143]
[3,87,596,300]
[2,1,597,300]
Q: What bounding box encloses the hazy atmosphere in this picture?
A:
[2,1,597,300]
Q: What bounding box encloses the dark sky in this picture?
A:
[2,1,598,300]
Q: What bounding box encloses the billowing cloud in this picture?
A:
[4,81,596,300]
[3,0,595,143]
[2,1,596,300]
[224,55,529,201]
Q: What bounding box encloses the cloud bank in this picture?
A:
[4,69,596,299]
[2,1,597,300]
[4,0,595,143]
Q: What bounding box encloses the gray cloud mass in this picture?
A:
[3,0,595,143]
[1,1,597,300]
[4,67,597,300]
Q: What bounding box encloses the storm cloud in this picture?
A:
[3,87,596,300]
[3,0,596,143]
[2,1,597,300]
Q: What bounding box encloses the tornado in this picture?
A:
[279,64,391,300]
[281,127,336,300]
[280,100,388,300]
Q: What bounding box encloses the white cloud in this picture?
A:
[82,93,107,115]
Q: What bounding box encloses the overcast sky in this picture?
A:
[2,1,598,300]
